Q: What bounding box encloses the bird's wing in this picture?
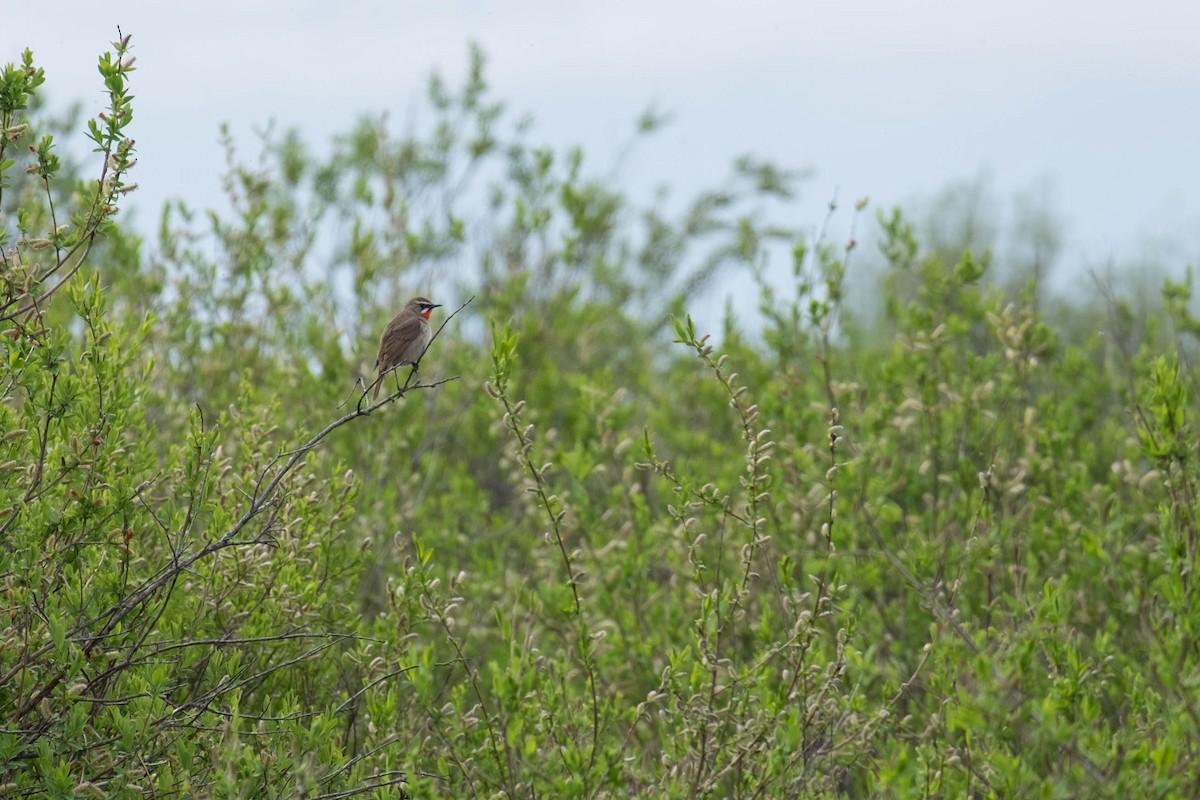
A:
[376,313,425,372]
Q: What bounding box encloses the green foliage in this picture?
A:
[4,34,1200,799]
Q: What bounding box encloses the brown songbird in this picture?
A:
[370,296,441,399]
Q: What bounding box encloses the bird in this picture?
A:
[370,296,442,399]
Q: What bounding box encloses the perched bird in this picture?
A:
[370,296,442,399]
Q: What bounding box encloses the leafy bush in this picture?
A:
[3,35,1198,799]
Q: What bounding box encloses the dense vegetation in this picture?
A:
[3,36,1199,798]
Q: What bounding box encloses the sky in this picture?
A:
[6,1,1200,308]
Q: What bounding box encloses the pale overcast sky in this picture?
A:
[6,1,1200,299]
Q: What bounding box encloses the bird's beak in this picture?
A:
[431,304,443,309]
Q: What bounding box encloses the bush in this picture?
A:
[2,35,1198,798]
